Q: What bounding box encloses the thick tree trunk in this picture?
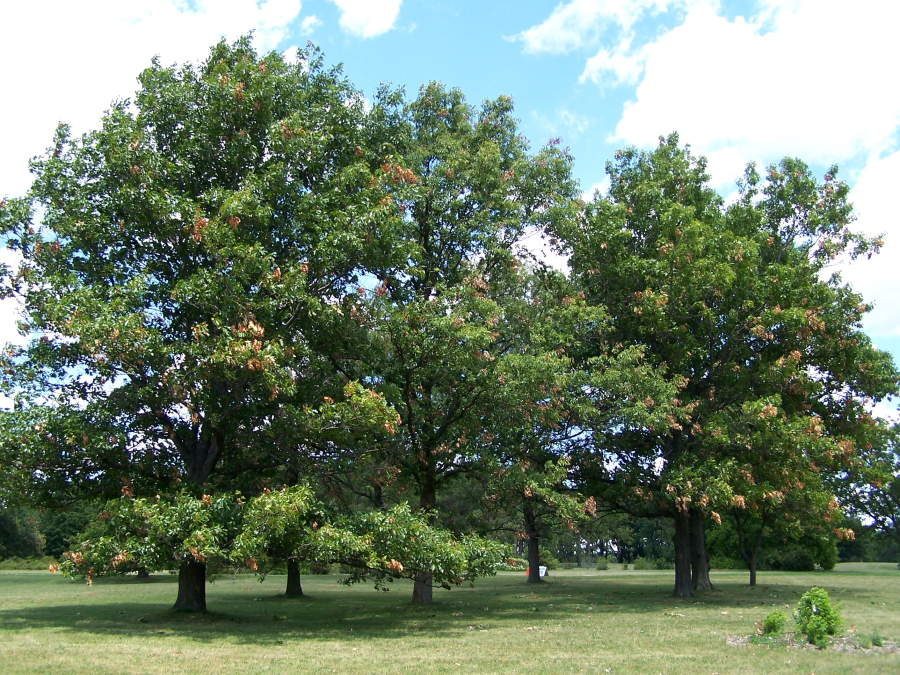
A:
[285,560,304,597]
[412,570,433,604]
[672,510,693,597]
[173,558,207,612]
[690,509,714,591]
[524,501,543,583]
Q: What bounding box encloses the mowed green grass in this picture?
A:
[0,564,897,675]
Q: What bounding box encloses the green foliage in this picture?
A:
[538,548,558,570]
[38,502,98,558]
[0,507,44,558]
[0,555,58,570]
[59,491,245,581]
[632,557,650,570]
[337,504,504,590]
[761,609,787,635]
[559,134,898,578]
[0,36,403,506]
[595,556,609,570]
[795,587,843,647]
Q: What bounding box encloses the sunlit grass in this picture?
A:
[0,564,897,674]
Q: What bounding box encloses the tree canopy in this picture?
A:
[1,40,897,610]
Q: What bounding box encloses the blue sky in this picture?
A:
[2,0,899,412]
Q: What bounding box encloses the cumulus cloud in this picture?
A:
[512,0,672,54]
[328,0,402,39]
[599,0,900,337]
[0,0,304,199]
[841,150,900,338]
[299,14,322,35]
[613,1,900,172]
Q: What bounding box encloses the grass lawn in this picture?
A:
[0,563,897,674]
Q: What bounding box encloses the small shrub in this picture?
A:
[622,562,629,570]
[632,557,649,570]
[652,558,674,570]
[761,609,787,635]
[859,633,884,648]
[795,587,843,648]
[595,557,609,571]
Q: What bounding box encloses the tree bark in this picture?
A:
[672,509,693,597]
[412,474,436,603]
[285,559,304,597]
[734,510,765,587]
[690,509,714,591]
[524,500,543,584]
[412,569,433,604]
[173,558,207,612]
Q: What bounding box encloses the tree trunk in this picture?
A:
[672,509,693,597]
[412,569,433,604]
[285,560,304,597]
[173,558,207,612]
[524,500,543,583]
[733,510,766,587]
[412,474,437,604]
[690,509,714,591]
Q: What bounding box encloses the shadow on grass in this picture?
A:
[0,571,831,646]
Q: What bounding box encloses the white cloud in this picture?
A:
[515,227,570,273]
[841,150,900,338]
[512,0,672,54]
[300,14,322,35]
[532,109,592,143]
[327,0,402,39]
[580,32,650,85]
[559,110,592,136]
[612,1,900,173]
[582,178,610,202]
[0,1,304,199]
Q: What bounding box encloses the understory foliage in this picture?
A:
[57,489,502,589]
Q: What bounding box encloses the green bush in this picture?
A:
[763,548,815,572]
[795,587,843,648]
[652,558,674,570]
[595,557,609,571]
[632,557,649,570]
[761,609,787,635]
[539,548,558,570]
